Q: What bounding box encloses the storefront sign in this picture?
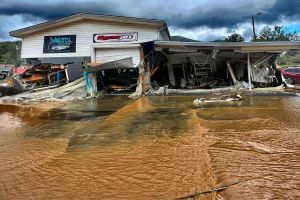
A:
[43,35,76,53]
[93,32,138,42]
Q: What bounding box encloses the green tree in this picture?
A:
[225,33,245,42]
[0,41,22,66]
[255,26,299,41]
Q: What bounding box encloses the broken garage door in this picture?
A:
[95,47,141,68]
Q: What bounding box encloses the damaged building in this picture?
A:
[81,41,300,97]
[8,13,300,98]
[137,41,300,95]
[8,13,170,92]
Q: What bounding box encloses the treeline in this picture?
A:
[225,26,299,42]
[0,41,22,66]
[224,26,300,66]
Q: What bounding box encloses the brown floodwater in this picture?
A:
[0,95,299,199]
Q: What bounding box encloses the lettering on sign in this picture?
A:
[93,33,138,42]
[43,35,76,53]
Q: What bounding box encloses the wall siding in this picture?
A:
[21,20,159,58]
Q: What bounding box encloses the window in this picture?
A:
[285,68,294,72]
[294,68,300,73]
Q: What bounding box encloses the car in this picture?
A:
[280,67,300,84]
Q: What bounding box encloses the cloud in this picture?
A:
[0,15,41,40]
[0,0,300,41]
[265,0,300,22]
[0,1,119,20]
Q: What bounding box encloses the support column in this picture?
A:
[167,56,176,86]
[91,47,96,63]
[226,62,237,84]
[139,45,146,93]
[247,53,252,91]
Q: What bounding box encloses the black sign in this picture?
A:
[43,35,76,53]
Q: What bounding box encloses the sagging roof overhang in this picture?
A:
[9,13,171,39]
[154,40,300,53]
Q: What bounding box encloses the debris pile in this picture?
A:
[18,63,69,89]
[83,57,138,96]
[0,58,140,102]
[0,77,85,103]
[193,92,243,105]
[0,62,85,101]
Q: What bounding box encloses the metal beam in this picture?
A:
[247,53,252,91]
[226,62,237,84]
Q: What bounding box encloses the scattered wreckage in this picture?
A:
[193,92,243,105]
[1,41,300,103]
[0,58,138,102]
[129,41,300,96]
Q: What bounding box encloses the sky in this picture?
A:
[1,0,300,41]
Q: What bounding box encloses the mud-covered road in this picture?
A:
[0,96,299,199]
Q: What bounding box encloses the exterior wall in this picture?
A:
[38,56,91,64]
[158,32,164,40]
[21,19,161,59]
[158,30,170,41]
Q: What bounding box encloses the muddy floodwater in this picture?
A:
[0,95,300,199]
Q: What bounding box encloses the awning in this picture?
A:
[154,40,300,53]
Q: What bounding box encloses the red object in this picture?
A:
[281,67,300,84]
[14,67,27,75]
[97,35,121,40]
[93,33,138,42]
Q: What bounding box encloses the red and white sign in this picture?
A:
[93,32,138,42]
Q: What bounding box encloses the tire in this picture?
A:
[0,74,6,80]
[286,77,294,84]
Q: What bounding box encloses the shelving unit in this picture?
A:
[193,63,213,82]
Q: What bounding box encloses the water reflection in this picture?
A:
[0,95,299,199]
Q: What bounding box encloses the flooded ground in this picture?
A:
[0,95,299,199]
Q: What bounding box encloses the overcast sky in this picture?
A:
[1,0,300,41]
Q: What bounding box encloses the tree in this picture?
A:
[255,26,299,42]
[0,41,22,66]
[225,33,245,42]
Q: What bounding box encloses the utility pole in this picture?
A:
[252,16,256,41]
[252,12,262,42]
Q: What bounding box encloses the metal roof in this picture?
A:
[155,40,300,53]
[10,13,170,38]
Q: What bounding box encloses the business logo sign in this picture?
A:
[93,32,138,43]
[43,35,76,53]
